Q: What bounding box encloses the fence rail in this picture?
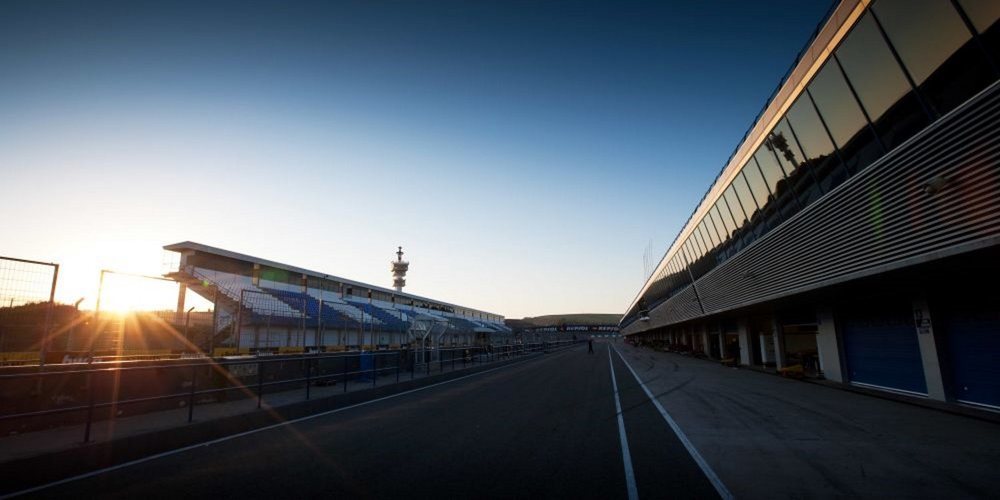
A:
[0,340,583,446]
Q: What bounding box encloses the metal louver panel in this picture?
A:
[637,80,1000,332]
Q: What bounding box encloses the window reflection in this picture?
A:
[722,185,748,253]
[709,205,728,244]
[959,0,1000,63]
[836,12,929,152]
[703,213,721,248]
[715,198,737,239]
[730,172,759,244]
[732,172,759,222]
[755,141,797,222]
[741,162,769,212]
[784,97,845,206]
[807,60,883,174]
[743,156,783,234]
[723,185,747,226]
[699,220,718,249]
[873,0,994,115]
[960,0,1000,33]
[691,230,706,257]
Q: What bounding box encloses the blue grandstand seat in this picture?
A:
[261,288,359,329]
[344,299,409,331]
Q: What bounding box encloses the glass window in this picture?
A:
[714,198,737,238]
[682,241,695,268]
[785,94,848,202]
[703,213,721,248]
[741,159,770,209]
[684,236,698,263]
[732,172,759,223]
[960,0,1000,33]
[873,0,994,115]
[709,205,728,243]
[723,185,747,227]
[836,12,929,152]
[744,155,785,234]
[694,224,708,253]
[700,219,719,249]
[691,231,706,258]
[757,135,793,196]
[959,0,1000,63]
[768,120,806,179]
[807,60,883,173]
[706,220,721,249]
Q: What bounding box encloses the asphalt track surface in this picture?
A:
[17,342,718,499]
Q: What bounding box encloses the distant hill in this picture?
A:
[505,313,621,330]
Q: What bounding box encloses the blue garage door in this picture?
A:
[944,309,1000,409]
[843,307,926,395]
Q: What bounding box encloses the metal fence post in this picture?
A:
[84,371,95,443]
[236,289,245,355]
[40,264,58,367]
[187,365,197,422]
[257,361,265,408]
[305,358,312,400]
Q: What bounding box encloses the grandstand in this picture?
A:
[164,242,510,354]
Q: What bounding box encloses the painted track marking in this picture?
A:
[613,344,734,500]
[609,345,639,500]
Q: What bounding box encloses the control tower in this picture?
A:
[391,246,409,292]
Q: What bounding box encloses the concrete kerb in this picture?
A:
[0,346,582,496]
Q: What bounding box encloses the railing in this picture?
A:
[0,340,582,447]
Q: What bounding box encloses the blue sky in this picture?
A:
[0,0,832,317]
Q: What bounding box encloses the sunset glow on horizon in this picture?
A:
[0,0,831,318]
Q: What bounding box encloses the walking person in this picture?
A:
[588,337,594,354]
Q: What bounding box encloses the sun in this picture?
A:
[97,272,182,313]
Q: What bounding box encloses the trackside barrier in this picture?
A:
[0,340,583,445]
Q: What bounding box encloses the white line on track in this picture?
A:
[612,344,734,500]
[608,345,639,500]
[2,346,581,499]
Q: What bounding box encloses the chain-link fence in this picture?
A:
[0,257,58,366]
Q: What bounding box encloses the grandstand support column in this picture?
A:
[317,299,324,347]
[700,326,711,358]
[913,298,947,401]
[175,283,187,324]
[815,306,843,382]
[737,318,752,366]
[771,316,787,370]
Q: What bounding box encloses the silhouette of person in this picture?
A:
[588,338,594,354]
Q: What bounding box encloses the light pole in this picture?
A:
[184,306,196,348]
[67,297,84,353]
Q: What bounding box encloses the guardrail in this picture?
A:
[0,340,583,446]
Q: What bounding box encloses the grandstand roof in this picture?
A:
[163,241,503,319]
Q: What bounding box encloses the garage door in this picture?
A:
[842,306,927,395]
[944,307,1000,409]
